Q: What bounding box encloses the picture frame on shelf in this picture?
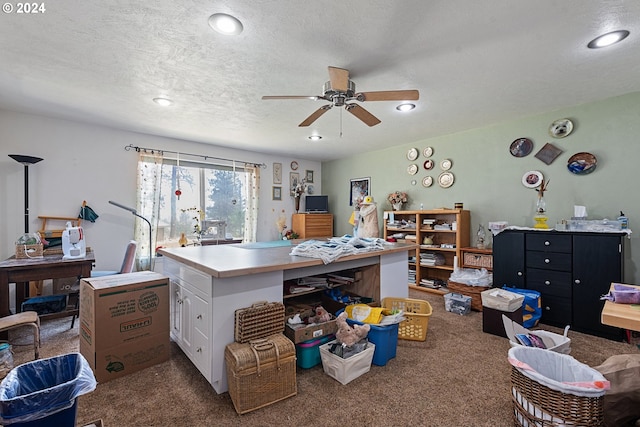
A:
[289,172,300,196]
[306,170,314,183]
[350,177,370,206]
[272,186,282,200]
[273,162,282,184]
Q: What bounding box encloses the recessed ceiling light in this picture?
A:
[588,30,630,49]
[153,97,173,107]
[396,103,416,112]
[308,135,322,141]
[208,13,243,35]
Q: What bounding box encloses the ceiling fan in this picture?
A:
[262,66,419,127]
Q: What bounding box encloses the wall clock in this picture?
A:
[290,161,298,170]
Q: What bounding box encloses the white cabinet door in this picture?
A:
[169,279,182,343]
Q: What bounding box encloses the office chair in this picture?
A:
[70,240,138,328]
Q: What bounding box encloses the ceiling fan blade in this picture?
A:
[328,66,349,92]
[357,90,419,102]
[345,104,381,127]
[299,105,332,127]
[262,95,320,100]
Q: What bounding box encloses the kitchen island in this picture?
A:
[157,240,414,393]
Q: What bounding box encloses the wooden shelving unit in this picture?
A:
[383,209,470,295]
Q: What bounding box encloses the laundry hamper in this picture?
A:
[508,346,609,427]
[382,297,432,341]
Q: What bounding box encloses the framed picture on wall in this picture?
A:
[273,162,282,184]
[350,177,370,206]
[272,186,282,200]
[306,170,314,183]
[289,172,300,196]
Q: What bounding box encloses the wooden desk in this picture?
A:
[0,252,94,319]
[601,283,640,332]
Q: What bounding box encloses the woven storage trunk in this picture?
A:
[15,244,43,259]
[463,252,493,269]
[225,333,297,414]
[382,297,432,341]
[447,281,490,311]
[235,301,285,343]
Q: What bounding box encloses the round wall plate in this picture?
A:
[422,176,433,187]
[407,148,419,161]
[510,138,533,157]
[423,147,433,158]
[407,164,418,175]
[438,172,454,188]
[522,170,543,188]
[440,159,452,170]
[290,161,298,170]
[567,152,597,175]
[549,118,574,138]
[423,159,434,170]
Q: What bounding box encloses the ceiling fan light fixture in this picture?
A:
[397,103,416,112]
[587,30,629,48]
[308,135,322,141]
[208,13,243,35]
[153,97,173,107]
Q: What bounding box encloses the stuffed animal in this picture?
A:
[308,305,332,324]
[335,311,370,347]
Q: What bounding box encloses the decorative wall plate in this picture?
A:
[407,148,419,161]
[440,159,452,170]
[423,147,433,158]
[422,176,433,187]
[567,152,597,175]
[438,171,454,188]
[407,164,419,175]
[306,184,315,194]
[534,142,563,165]
[510,138,533,157]
[549,118,574,138]
[522,170,543,188]
[290,161,299,170]
[423,159,434,170]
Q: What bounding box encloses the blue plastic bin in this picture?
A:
[296,335,334,369]
[345,318,398,366]
[0,353,97,426]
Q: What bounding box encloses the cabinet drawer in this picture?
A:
[526,251,571,271]
[525,268,571,298]
[539,294,572,326]
[192,293,210,338]
[164,258,212,297]
[526,233,571,253]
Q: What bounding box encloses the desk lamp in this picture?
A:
[109,201,152,270]
[9,154,44,233]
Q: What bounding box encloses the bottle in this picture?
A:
[618,211,628,230]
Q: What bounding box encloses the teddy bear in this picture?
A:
[335,311,370,347]
[308,305,332,324]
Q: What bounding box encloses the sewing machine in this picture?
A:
[61,222,86,260]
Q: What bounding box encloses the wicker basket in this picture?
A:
[511,366,604,426]
[225,334,297,414]
[446,281,490,311]
[382,297,432,341]
[234,301,285,343]
[15,244,43,259]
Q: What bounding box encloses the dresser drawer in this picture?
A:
[525,268,571,298]
[526,251,571,271]
[526,233,571,253]
[539,294,572,326]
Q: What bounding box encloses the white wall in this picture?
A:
[1,109,321,271]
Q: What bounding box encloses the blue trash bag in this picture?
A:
[0,353,97,425]
[502,286,542,328]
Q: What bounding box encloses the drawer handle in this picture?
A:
[196,347,202,353]
[575,279,581,285]
[544,280,550,285]
[178,299,183,305]
[517,271,523,277]
[544,241,550,246]
[545,306,551,311]
[544,258,550,264]
[197,314,202,320]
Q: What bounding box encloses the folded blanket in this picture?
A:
[601,283,640,304]
[290,234,388,264]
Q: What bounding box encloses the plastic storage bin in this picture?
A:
[345,318,398,366]
[296,334,334,369]
[382,297,432,341]
[0,353,96,427]
[444,293,471,315]
[319,340,375,385]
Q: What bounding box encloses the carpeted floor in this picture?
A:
[5,289,639,427]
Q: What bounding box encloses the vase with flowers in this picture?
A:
[388,191,408,211]
[180,207,205,245]
[291,178,307,213]
[533,178,550,229]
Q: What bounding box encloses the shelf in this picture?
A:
[409,284,448,295]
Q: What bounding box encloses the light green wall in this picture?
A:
[322,91,640,283]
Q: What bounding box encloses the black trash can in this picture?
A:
[0,353,96,426]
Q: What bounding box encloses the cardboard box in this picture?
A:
[284,309,337,344]
[79,271,170,383]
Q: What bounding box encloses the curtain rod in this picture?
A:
[124,144,267,168]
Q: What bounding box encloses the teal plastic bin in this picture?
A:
[0,353,96,426]
[296,335,334,369]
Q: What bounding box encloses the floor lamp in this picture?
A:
[109,200,153,271]
[9,154,44,234]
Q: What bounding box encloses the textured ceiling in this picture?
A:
[0,1,639,161]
